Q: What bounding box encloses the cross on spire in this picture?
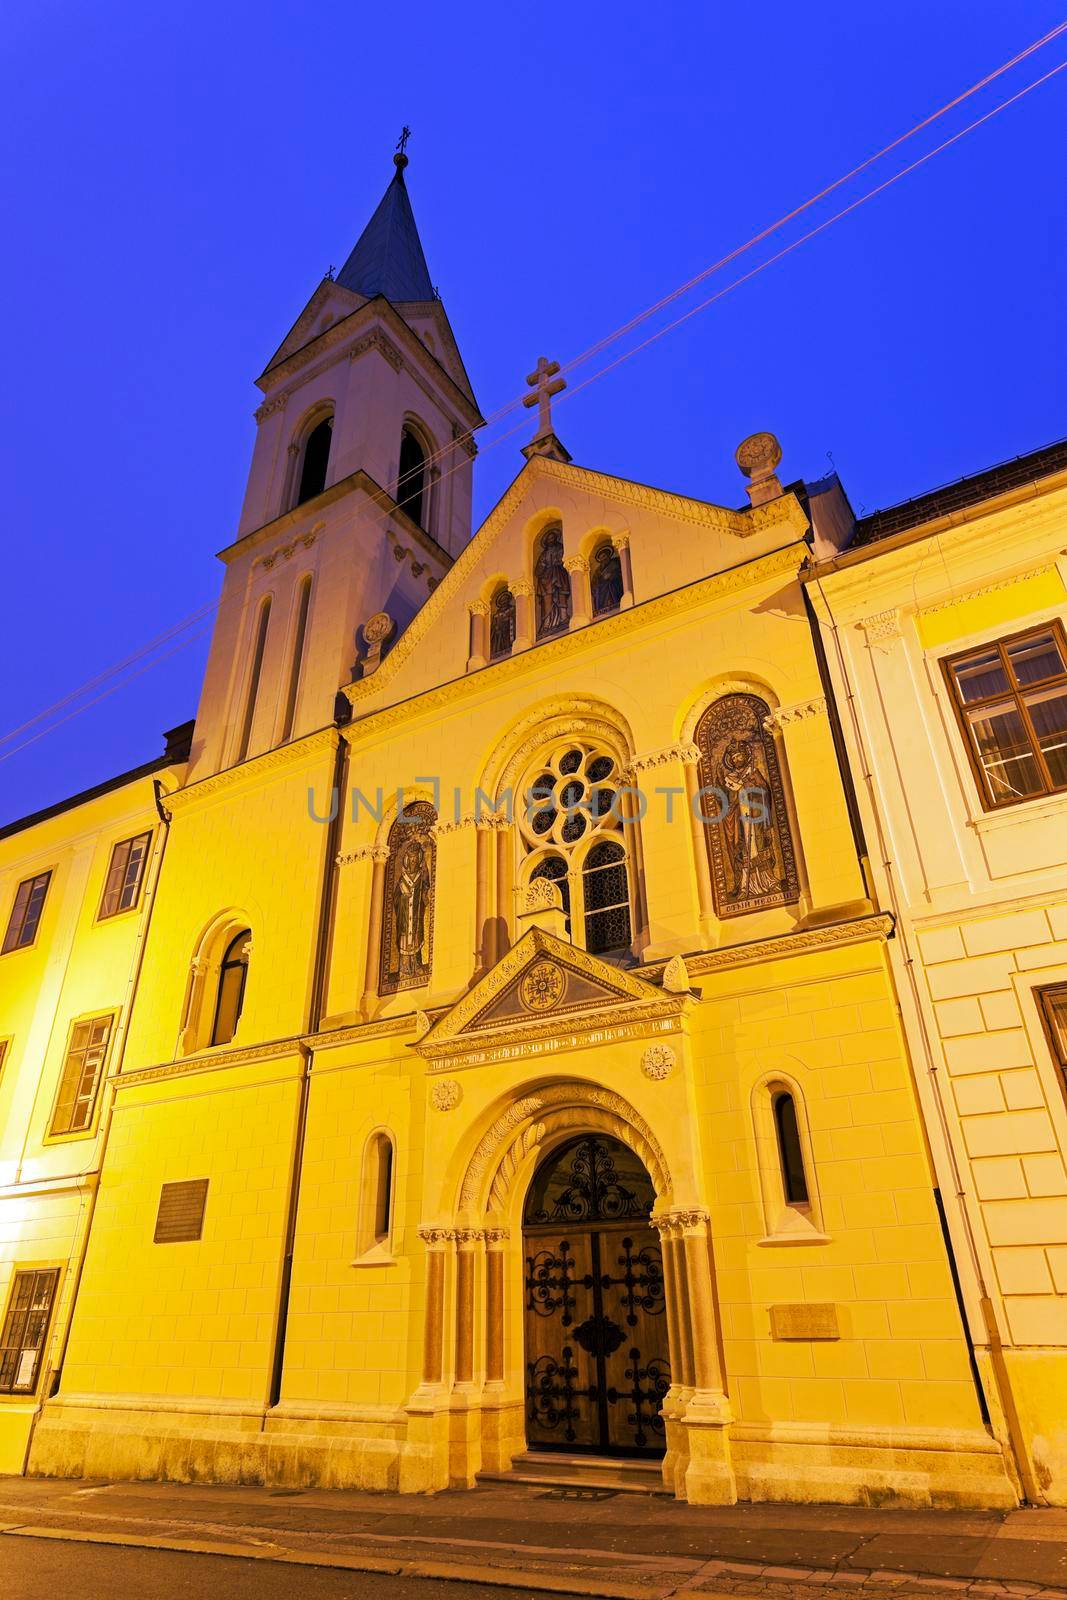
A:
[396,125,412,156]
[521,356,572,465]
[524,356,565,439]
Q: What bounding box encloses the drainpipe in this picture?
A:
[27,775,176,1468]
[804,574,1040,1505]
[268,726,348,1409]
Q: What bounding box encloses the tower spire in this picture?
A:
[335,132,434,303]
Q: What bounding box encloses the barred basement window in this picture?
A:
[943,623,1067,809]
[49,1015,113,1136]
[0,1268,59,1394]
[99,831,152,918]
[2,870,51,954]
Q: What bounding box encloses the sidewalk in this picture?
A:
[1,1475,1065,1599]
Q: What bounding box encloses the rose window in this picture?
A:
[520,742,632,957]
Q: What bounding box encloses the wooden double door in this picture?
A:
[523,1135,670,1458]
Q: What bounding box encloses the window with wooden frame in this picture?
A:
[942,623,1067,809]
[49,1015,114,1137]
[98,831,152,919]
[0,1268,59,1395]
[2,870,51,954]
[1038,984,1067,1092]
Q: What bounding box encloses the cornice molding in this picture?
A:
[257,525,322,572]
[624,741,700,776]
[116,1035,304,1089]
[916,561,1061,619]
[686,912,894,976]
[170,727,339,812]
[342,540,804,739]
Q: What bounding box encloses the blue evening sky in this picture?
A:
[1,1,1064,822]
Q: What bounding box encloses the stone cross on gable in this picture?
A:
[523,356,566,441]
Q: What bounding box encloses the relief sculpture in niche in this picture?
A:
[695,693,799,918]
[590,541,624,616]
[379,801,436,994]
[490,586,516,658]
[534,527,572,638]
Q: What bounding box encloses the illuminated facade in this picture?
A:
[1,153,1061,1507]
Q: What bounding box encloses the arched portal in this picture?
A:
[522,1133,670,1458]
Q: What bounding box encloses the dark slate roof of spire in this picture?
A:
[335,155,435,303]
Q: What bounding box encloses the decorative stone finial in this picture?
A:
[736,431,783,506]
[359,611,396,677]
[662,954,691,994]
[517,877,570,941]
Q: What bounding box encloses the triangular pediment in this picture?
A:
[261,280,368,377]
[416,929,685,1060]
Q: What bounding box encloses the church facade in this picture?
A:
[2,152,1062,1507]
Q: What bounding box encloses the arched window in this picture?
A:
[519,743,633,957]
[583,839,631,954]
[590,540,624,617]
[236,598,272,763]
[694,692,800,918]
[379,801,436,995]
[279,575,312,744]
[211,928,250,1047]
[489,586,516,660]
[752,1075,823,1242]
[296,416,332,505]
[773,1091,809,1205]
[533,526,571,638]
[398,426,427,528]
[356,1131,395,1258]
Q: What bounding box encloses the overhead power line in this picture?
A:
[1,23,1064,767]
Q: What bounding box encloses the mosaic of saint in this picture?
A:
[695,693,799,918]
[534,527,572,638]
[379,801,436,994]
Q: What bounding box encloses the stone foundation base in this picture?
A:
[731,1422,1018,1509]
[29,1397,1019,1509]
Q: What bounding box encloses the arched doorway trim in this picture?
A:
[457,1082,672,1217]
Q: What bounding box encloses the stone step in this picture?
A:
[478,1452,669,1496]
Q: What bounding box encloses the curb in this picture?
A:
[0,1524,675,1598]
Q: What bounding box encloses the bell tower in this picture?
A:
[187,144,483,783]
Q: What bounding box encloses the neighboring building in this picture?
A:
[805,439,1067,1505]
[0,722,191,1472]
[18,152,1023,1510]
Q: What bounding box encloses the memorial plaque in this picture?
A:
[154,1178,209,1244]
[770,1302,839,1341]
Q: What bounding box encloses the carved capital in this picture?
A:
[454,1227,485,1247]
[417,1225,456,1249]
[671,1207,711,1232]
[563,555,588,574]
[484,1227,510,1246]
[512,579,533,598]
[469,599,490,617]
[862,608,903,648]
[254,394,288,424]
[625,741,699,777]
[610,533,631,552]
[763,695,827,733]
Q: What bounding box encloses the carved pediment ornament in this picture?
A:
[415,927,687,1063]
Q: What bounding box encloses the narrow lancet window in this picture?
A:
[236,599,271,763]
[398,426,427,527]
[280,576,312,743]
[211,929,250,1047]
[297,417,332,504]
[774,1091,809,1205]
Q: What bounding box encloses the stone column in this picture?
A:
[512,580,533,651]
[653,1212,693,1495]
[454,1229,482,1388]
[564,554,591,629]
[681,744,717,947]
[674,1208,735,1505]
[493,824,514,964]
[467,600,489,672]
[472,823,494,978]
[360,845,391,1018]
[612,534,634,608]
[484,1227,509,1389]
[417,1226,454,1388]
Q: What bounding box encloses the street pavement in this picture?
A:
[1,1475,1066,1600]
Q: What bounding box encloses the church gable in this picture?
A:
[416,928,684,1060]
[260,280,368,381]
[345,453,810,714]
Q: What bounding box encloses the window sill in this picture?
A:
[350,1245,397,1268]
[756,1231,831,1247]
[968,791,1067,834]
